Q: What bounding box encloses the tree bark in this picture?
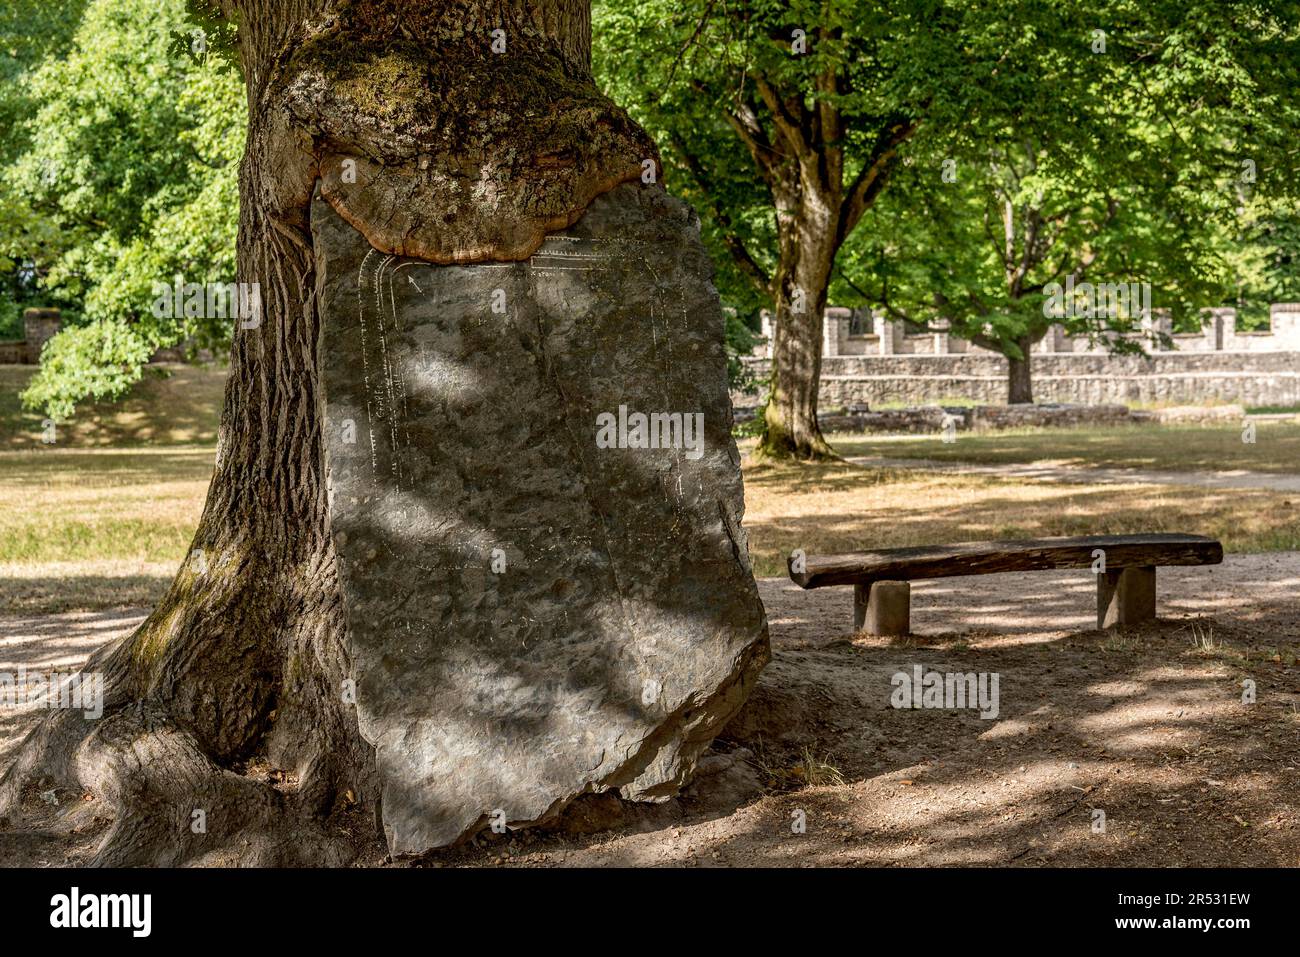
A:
[757,189,839,461]
[1007,334,1034,404]
[0,0,656,866]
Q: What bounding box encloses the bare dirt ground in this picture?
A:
[3,554,1297,867]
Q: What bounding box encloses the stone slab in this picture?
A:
[314,181,769,854]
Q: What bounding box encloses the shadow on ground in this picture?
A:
[424,564,1300,867]
[2,562,1296,867]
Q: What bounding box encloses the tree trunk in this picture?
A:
[757,195,838,461]
[0,0,656,866]
[1007,334,1034,404]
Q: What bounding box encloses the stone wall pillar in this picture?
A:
[1142,309,1172,351]
[873,314,900,355]
[1203,309,1231,351]
[758,309,775,357]
[1035,325,1065,354]
[823,307,851,357]
[1272,304,1300,350]
[22,308,60,364]
[1220,308,1238,350]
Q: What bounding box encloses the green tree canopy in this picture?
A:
[595,0,1300,434]
[4,0,244,419]
[834,2,1300,400]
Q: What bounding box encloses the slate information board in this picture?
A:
[315,183,768,853]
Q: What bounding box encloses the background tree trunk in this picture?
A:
[758,194,839,461]
[1008,337,1034,404]
[0,0,655,866]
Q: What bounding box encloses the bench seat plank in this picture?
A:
[790,533,1223,589]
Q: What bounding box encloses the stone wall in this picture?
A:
[756,302,1300,359]
[0,308,62,364]
[738,349,1300,409]
[818,403,1136,434]
[812,402,1244,434]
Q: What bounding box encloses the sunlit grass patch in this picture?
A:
[0,448,212,567]
[2,415,1298,614]
[0,363,225,449]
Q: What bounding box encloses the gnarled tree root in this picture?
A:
[1,700,374,866]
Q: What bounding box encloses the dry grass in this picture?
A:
[0,448,212,563]
[747,741,846,791]
[0,448,212,612]
[827,420,1300,474]
[3,363,1298,614]
[0,363,225,448]
[5,445,1299,613]
[741,458,1300,578]
[1186,619,1222,655]
[0,559,177,613]
[797,747,846,788]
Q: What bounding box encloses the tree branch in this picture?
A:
[716,84,783,192]
[669,133,773,298]
[837,116,917,242]
[754,75,815,164]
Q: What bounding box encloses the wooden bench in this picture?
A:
[787,533,1223,635]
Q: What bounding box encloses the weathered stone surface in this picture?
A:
[313,181,769,855]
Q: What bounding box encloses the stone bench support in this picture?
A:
[1097,565,1156,629]
[854,580,911,636]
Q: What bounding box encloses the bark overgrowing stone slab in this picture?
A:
[315,181,770,854]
